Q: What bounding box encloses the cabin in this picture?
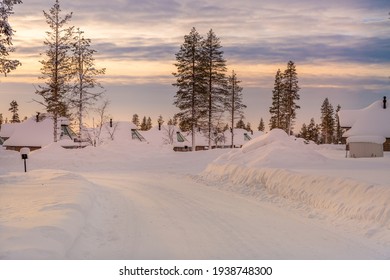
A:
[2,115,80,151]
[141,124,190,151]
[338,97,390,158]
[90,121,148,145]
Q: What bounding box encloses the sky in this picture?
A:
[0,0,389,132]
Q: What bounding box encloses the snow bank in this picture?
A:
[214,129,327,169]
[0,170,96,259]
[201,129,390,231]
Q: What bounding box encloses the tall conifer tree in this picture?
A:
[282,61,300,135]
[320,98,335,144]
[8,99,19,123]
[70,28,105,137]
[202,29,228,149]
[132,113,140,128]
[269,69,285,130]
[173,27,206,151]
[258,118,265,132]
[0,0,22,77]
[35,0,73,142]
[225,70,246,148]
[335,104,342,144]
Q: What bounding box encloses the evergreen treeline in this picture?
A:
[131,113,153,131]
[172,27,247,150]
[299,98,343,144]
[269,61,300,135]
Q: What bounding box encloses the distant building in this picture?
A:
[338,97,389,158]
[2,114,79,152]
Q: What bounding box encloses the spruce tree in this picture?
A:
[320,98,335,144]
[140,116,147,131]
[245,122,252,132]
[0,0,22,77]
[157,115,164,124]
[8,99,19,123]
[225,70,246,148]
[173,27,206,151]
[132,113,140,128]
[236,118,245,129]
[269,69,284,130]
[146,116,152,130]
[335,104,342,144]
[307,118,319,143]
[35,0,74,142]
[202,29,228,149]
[299,123,309,140]
[70,28,105,137]
[258,117,265,132]
[282,61,300,135]
[0,113,3,129]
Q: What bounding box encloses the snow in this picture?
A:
[0,123,18,139]
[1,128,390,259]
[347,135,386,144]
[2,116,72,148]
[340,100,390,138]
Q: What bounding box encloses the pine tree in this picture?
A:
[0,113,3,128]
[245,122,252,132]
[146,116,152,130]
[140,116,147,131]
[35,0,74,142]
[258,117,265,132]
[307,118,319,143]
[320,98,335,144]
[225,70,246,148]
[132,113,140,128]
[69,28,105,137]
[157,115,164,129]
[235,118,245,129]
[8,99,19,123]
[299,123,308,140]
[282,61,300,135]
[0,0,22,77]
[173,27,206,151]
[202,29,228,149]
[269,69,285,130]
[335,104,342,144]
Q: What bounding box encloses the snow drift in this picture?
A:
[201,129,390,233]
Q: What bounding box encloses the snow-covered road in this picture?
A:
[1,137,389,259]
[67,171,384,259]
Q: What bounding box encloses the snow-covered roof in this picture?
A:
[0,123,19,138]
[97,121,141,143]
[347,135,386,144]
[339,100,390,138]
[3,116,71,148]
[142,125,190,147]
[338,109,361,128]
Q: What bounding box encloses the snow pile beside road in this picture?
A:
[202,129,390,231]
[0,170,96,259]
[212,129,327,169]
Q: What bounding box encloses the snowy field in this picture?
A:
[1,129,390,260]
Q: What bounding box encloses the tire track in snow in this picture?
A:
[67,171,386,259]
